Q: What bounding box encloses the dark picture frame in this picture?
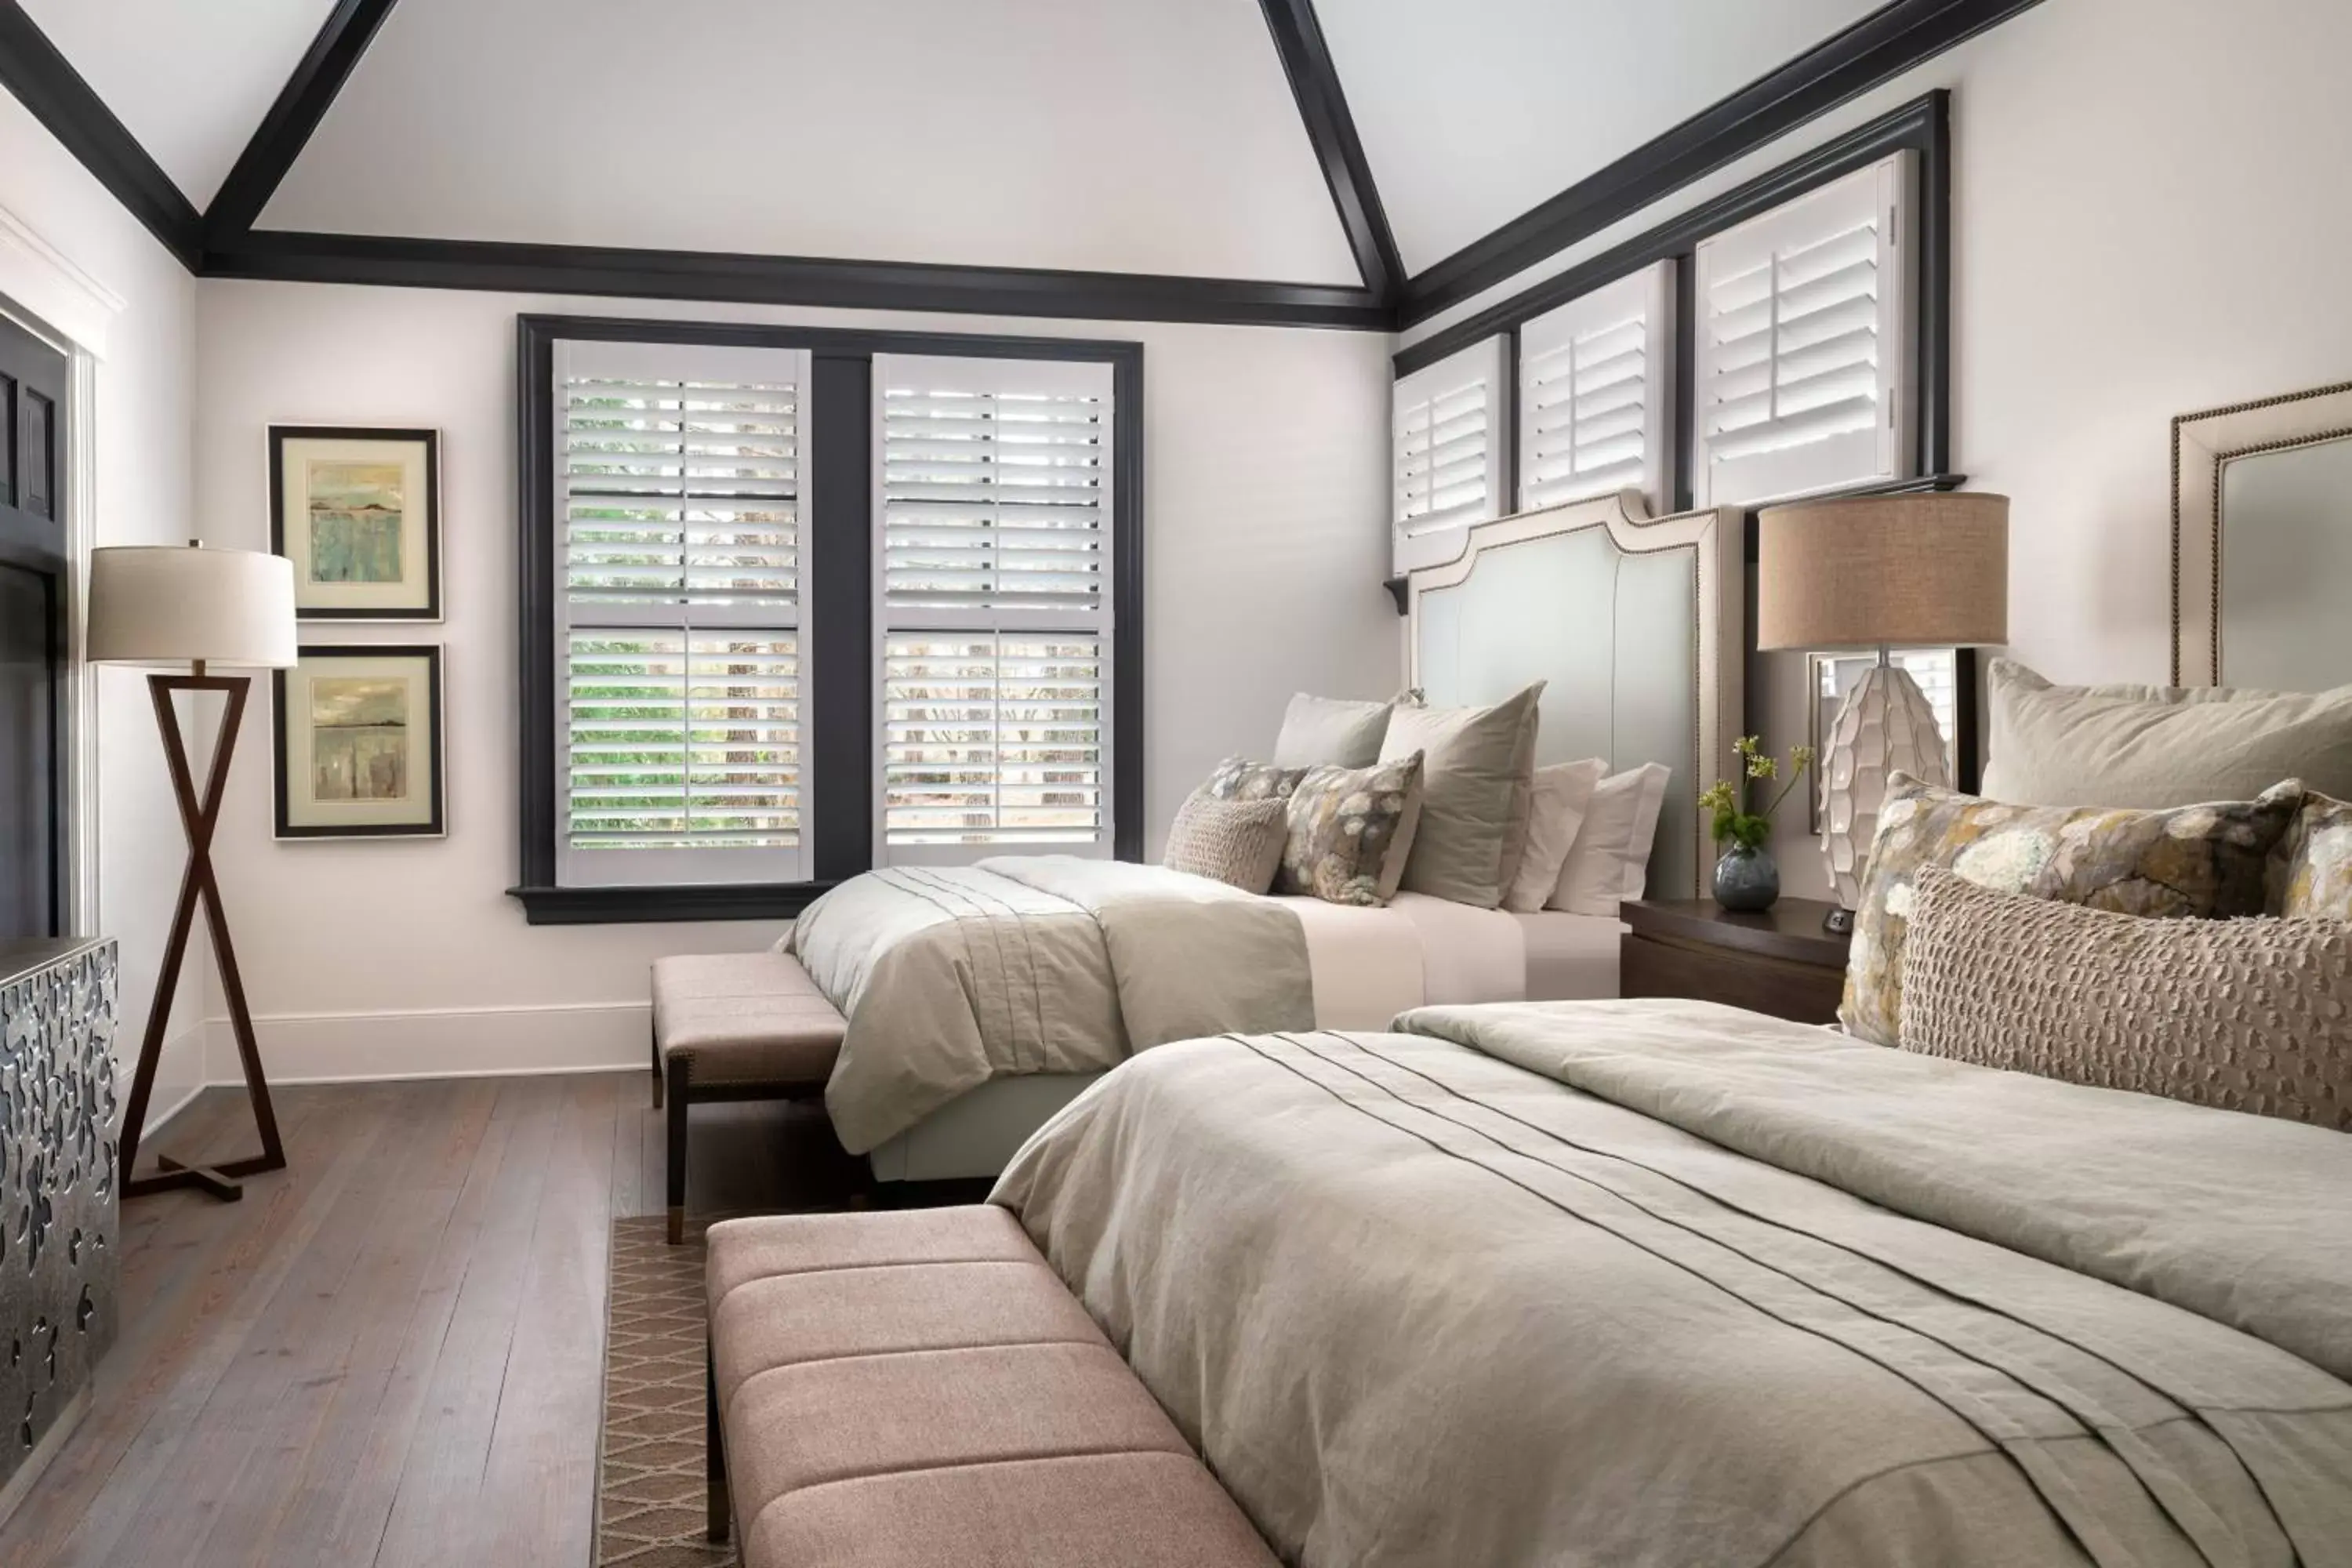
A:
[272,643,446,839]
[268,424,442,620]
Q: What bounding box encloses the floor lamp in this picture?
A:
[1755,493,2009,933]
[87,543,297,1202]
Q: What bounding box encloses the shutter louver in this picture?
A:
[1693,154,1915,507]
[1518,261,1675,512]
[874,355,1116,860]
[1392,336,1508,573]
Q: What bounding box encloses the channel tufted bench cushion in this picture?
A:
[703,1206,1278,1568]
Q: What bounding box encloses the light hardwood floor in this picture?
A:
[0,1073,851,1568]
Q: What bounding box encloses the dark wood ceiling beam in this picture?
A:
[0,1,201,267]
[1258,0,1406,305]
[204,0,404,243]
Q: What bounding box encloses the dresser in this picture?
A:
[1617,898,1852,1025]
[0,936,119,1522]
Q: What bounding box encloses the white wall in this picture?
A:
[193,281,1396,1079]
[0,90,207,1119]
[1405,0,2352,898]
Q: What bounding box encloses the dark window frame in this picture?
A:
[510,314,1145,926]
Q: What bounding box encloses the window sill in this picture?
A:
[506,880,841,926]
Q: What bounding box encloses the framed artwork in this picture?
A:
[273,644,445,840]
[269,426,441,620]
[1805,648,1960,834]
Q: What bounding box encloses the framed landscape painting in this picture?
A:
[273,644,446,839]
[269,426,441,619]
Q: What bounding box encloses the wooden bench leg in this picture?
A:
[666,1052,691,1245]
[650,1024,664,1109]
[706,1338,731,1544]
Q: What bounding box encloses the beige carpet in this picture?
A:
[599,1218,735,1568]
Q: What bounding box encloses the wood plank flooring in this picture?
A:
[0,1073,855,1568]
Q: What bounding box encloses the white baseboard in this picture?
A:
[129,1023,210,1135]
[202,1000,651,1085]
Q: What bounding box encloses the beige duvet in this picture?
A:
[991,1000,2352,1568]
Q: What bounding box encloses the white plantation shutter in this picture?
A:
[875,354,1114,860]
[1693,154,1916,507]
[1392,336,1508,573]
[553,339,807,886]
[1518,261,1675,512]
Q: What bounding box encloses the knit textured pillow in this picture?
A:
[1162,790,1290,895]
[1900,868,2350,1131]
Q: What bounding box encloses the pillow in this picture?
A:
[1380,683,1545,909]
[1548,763,1671,916]
[1202,756,1307,804]
[1982,658,2352,807]
[1840,773,2304,1047]
[2273,791,2352,919]
[1162,790,1290,894]
[1900,868,2350,1132]
[1503,759,1606,913]
[1272,693,1392,768]
[1274,752,1425,907]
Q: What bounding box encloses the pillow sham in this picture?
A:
[1981,658,2352,807]
[1202,756,1307,804]
[1840,773,2304,1047]
[1274,752,1425,907]
[1504,759,1607,913]
[2273,791,2352,920]
[1162,790,1290,895]
[1548,763,1671,916]
[1380,683,1545,909]
[1272,693,1393,768]
[1901,868,2350,1132]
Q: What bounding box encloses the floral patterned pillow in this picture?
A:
[1203,756,1308,804]
[1842,773,2304,1046]
[2274,792,2352,920]
[1275,752,1425,906]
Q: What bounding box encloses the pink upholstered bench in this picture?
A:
[703,1205,1278,1568]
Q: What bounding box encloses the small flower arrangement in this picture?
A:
[1699,736,1814,852]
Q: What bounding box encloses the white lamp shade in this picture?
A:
[85,546,298,668]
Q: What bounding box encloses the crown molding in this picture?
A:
[204,0,404,242]
[1258,0,1405,304]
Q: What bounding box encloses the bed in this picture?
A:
[991,1000,2352,1567]
[800,490,1745,1182]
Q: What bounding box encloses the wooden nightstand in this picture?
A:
[1618,898,1853,1026]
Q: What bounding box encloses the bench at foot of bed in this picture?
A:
[652,951,848,1243]
[703,1206,1279,1568]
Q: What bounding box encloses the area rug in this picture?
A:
[599,1217,735,1567]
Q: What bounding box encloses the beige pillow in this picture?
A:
[1272,693,1392,768]
[1504,759,1606,913]
[1840,773,2304,1047]
[1380,683,1545,909]
[1162,790,1289,894]
[2273,791,2352,919]
[1274,753,1425,906]
[1901,868,2350,1132]
[1982,658,2352,807]
[1548,763,1671,916]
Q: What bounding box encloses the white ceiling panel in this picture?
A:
[1319,0,1889,276]
[260,0,1362,285]
[20,0,337,209]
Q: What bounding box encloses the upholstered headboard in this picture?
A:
[1406,492,1745,900]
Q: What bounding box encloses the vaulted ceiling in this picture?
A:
[2,0,2042,324]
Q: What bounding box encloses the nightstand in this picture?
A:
[1618,898,1853,1026]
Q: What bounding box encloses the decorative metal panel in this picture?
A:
[0,938,118,1494]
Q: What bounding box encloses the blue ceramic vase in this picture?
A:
[1712,842,1780,913]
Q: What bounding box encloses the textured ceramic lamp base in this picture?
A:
[1821,660,1951,913]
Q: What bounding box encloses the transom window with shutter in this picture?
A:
[552,339,805,887]
[1517,260,1675,514]
[1692,153,1917,508]
[875,354,1115,862]
[1392,336,1508,573]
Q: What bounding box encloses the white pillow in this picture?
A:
[1502,759,1606,912]
[1549,763,1671,916]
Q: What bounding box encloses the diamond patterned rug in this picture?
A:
[599,1217,735,1567]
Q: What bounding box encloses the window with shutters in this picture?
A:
[874,355,1114,862]
[1517,260,1675,514]
[1692,152,1917,508]
[552,339,805,887]
[1392,336,1508,573]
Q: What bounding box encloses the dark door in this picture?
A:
[0,310,69,942]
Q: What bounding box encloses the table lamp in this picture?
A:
[1756,493,2008,932]
[86,543,296,1201]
